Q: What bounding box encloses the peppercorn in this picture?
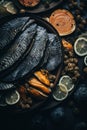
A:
[82,19,87,25]
[76,15,81,21]
[78,24,84,29]
[68,63,76,68]
[75,9,80,15]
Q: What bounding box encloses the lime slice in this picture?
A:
[5,90,20,105]
[53,84,68,101]
[84,55,87,66]
[59,75,74,92]
[74,37,87,56]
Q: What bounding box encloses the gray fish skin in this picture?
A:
[0,17,30,50]
[44,33,62,71]
[0,24,37,73]
[0,82,15,90]
[3,26,48,82]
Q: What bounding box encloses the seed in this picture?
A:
[76,15,81,21]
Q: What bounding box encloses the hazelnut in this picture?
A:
[75,73,80,78]
[69,51,74,57]
[64,60,69,65]
[64,55,68,60]
[73,58,78,63]
[83,67,87,73]
[74,66,79,70]
[69,58,74,62]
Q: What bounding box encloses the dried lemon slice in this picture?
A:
[74,37,87,56]
[84,55,87,66]
[59,75,74,92]
[53,84,68,101]
[5,90,20,105]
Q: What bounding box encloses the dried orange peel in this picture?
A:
[62,39,73,50]
[28,78,51,94]
[34,70,50,86]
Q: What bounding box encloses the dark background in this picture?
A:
[0,0,87,130]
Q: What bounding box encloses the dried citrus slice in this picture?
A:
[59,75,74,92]
[5,90,20,105]
[74,37,87,56]
[49,9,76,36]
[53,84,68,101]
[84,55,87,66]
[18,0,40,7]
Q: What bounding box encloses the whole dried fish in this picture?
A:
[2,26,48,82]
[0,23,37,73]
[0,82,15,90]
[0,16,30,51]
[44,33,62,71]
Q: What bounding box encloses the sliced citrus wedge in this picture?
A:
[5,90,20,105]
[53,84,68,101]
[74,37,87,56]
[84,55,87,66]
[59,75,74,92]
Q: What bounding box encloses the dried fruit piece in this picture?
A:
[28,78,51,94]
[62,39,73,50]
[34,70,50,86]
[27,87,48,99]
